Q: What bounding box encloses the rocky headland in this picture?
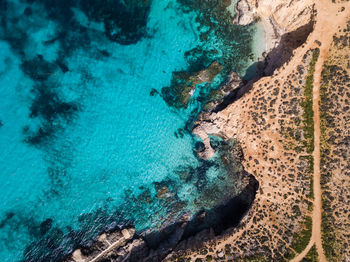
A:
[186,0,350,261]
[64,0,350,261]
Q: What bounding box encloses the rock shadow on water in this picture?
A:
[23,0,153,46]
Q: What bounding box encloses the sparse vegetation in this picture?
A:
[319,24,350,261]
[290,216,312,254]
[301,48,319,154]
[245,254,268,262]
[302,245,318,262]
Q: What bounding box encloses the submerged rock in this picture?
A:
[161,61,223,109]
[156,186,169,198]
[39,218,53,236]
[192,126,216,160]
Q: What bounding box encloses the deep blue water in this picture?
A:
[0,0,265,261]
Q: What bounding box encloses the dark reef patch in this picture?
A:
[56,60,69,73]
[28,84,78,122]
[23,124,55,146]
[98,49,111,58]
[161,62,223,109]
[0,212,14,229]
[23,0,152,46]
[22,83,79,146]
[23,6,32,16]
[21,56,58,81]
[79,0,152,45]
[149,88,159,96]
[39,218,53,236]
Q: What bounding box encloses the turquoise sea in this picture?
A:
[0,0,265,261]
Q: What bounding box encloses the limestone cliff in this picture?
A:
[235,0,315,51]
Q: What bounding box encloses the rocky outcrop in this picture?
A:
[175,0,319,260]
[64,173,258,262]
[233,0,255,26]
[195,0,317,165]
[161,61,223,109]
[234,0,314,52]
[64,228,136,262]
[193,72,243,159]
[251,0,314,32]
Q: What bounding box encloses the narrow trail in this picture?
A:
[290,39,328,262]
[310,33,327,262]
[291,1,350,261]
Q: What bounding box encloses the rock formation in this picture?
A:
[234,0,315,52]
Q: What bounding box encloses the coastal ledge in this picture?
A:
[64,173,259,262]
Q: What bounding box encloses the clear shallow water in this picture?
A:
[0,0,265,261]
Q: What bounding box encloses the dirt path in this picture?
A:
[291,1,350,261]
[310,31,328,262]
[290,38,328,262]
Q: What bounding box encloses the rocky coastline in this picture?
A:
[64,173,259,262]
[177,0,350,261]
[63,0,349,261]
